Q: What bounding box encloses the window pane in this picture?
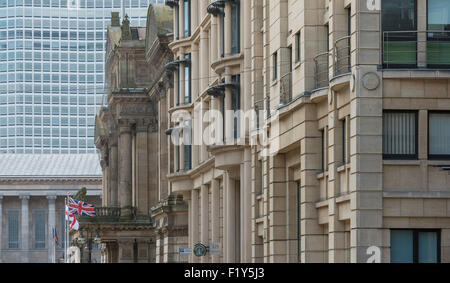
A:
[427,0,450,65]
[391,230,414,263]
[184,0,190,37]
[383,112,416,158]
[231,0,240,54]
[184,54,191,104]
[429,0,450,31]
[8,211,19,249]
[34,211,46,248]
[382,0,417,66]
[418,232,438,263]
[429,113,450,156]
[382,0,416,31]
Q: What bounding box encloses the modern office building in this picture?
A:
[163,0,450,263]
[0,0,162,154]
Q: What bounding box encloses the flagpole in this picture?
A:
[53,228,55,263]
[64,196,67,263]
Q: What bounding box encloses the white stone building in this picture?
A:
[0,154,102,263]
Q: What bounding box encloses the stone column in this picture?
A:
[300,104,326,263]
[191,189,199,263]
[268,154,287,263]
[200,185,209,263]
[200,30,209,93]
[135,120,149,215]
[118,121,133,216]
[47,195,57,263]
[211,178,220,262]
[224,72,233,145]
[224,2,232,56]
[210,16,218,65]
[241,148,252,262]
[328,92,347,263]
[200,99,209,162]
[180,133,185,171]
[225,172,236,263]
[20,195,30,263]
[0,195,2,263]
[109,140,119,207]
[179,0,185,39]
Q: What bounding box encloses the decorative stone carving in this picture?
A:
[362,72,380,91]
[119,104,155,116]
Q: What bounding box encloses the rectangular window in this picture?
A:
[184,54,191,104]
[429,111,450,159]
[177,62,181,106]
[232,75,241,140]
[273,52,278,81]
[383,111,418,159]
[342,118,347,164]
[8,211,19,249]
[295,31,301,63]
[184,0,191,38]
[231,0,240,54]
[427,0,450,67]
[34,211,46,249]
[321,129,326,172]
[184,120,192,170]
[382,0,417,67]
[221,13,225,57]
[391,230,440,263]
[175,6,180,40]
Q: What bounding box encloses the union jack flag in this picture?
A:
[68,197,96,217]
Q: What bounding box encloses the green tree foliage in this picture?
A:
[73,187,88,202]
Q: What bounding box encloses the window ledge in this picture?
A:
[383,160,421,166]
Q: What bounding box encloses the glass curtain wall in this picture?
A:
[0,0,156,154]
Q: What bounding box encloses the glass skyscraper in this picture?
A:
[0,0,160,154]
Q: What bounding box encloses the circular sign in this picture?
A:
[193,243,208,257]
[362,72,380,91]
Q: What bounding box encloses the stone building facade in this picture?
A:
[0,154,102,263]
[91,5,188,263]
[163,0,450,263]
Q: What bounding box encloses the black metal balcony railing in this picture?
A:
[279,72,292,105]
[383,30,450,69]
[164,0,179,8]
[334,35,351,76]
[79,207,140,224]
[314,52,330,89]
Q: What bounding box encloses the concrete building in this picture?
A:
[163,0,450,263]
[90,5,188,263]
[0,154,102,263]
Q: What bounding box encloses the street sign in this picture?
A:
[193,243,208,257]
[209,242,222,255]
[179,248,193,255]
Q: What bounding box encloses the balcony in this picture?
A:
[78,207,153,225]
[314,52,330,90]
[382,30,450,69]
[334,35,351,76]
[279,72,292,105]
[164,0,179,8]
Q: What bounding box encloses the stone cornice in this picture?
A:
[0,177,101,185]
